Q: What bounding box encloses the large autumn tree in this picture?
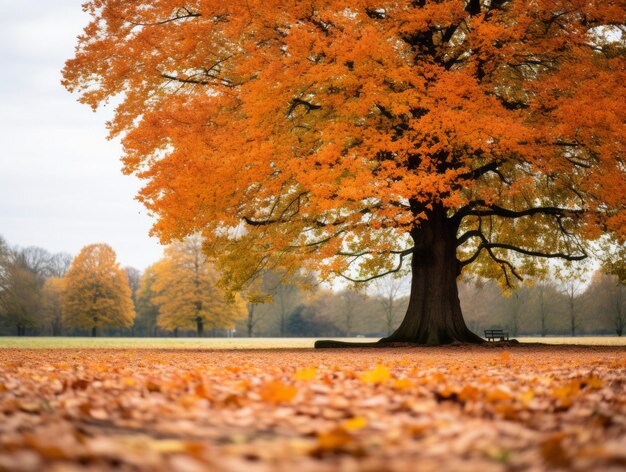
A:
[151,236,246,336]
[64,1,625,344]
[63,244,134,336]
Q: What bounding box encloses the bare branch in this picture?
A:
[454,200,584,223]
[339,251,410,283]
[485,243,587,261]
[337,247,414,257]
[123,7,201,27]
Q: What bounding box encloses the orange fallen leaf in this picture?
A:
[342,416,368,430]
[359,365,391,384]
[316,427,355,451]
[393,378,413,390]
[259,380,297,403]
[294,367,317,381]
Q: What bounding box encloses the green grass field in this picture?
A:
[0,335,625,349]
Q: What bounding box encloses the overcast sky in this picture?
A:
[0,1,163,270]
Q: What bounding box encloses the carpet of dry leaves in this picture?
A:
[1,344,625,471]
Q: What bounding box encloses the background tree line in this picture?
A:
[1,233,624,338]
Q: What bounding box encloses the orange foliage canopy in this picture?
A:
[63,1,625,289]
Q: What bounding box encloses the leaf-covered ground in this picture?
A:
[1,345,625,471]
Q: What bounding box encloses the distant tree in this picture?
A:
[260,271,302,337]
[528,282,566,337]
[286,304,341,337]
[124,266,141,335]
[0,240,48,335]
[337,289,367,337]
[374,276,408,336]
[563,278,584,337]
[0,257,41,336]
[16,246,54,282]
[0,236,8,261]
[610,283,626,337]
[135,265,160,337]
[48,253,73,278]
[124,267,141,303]
[275,283,298,337]
[506,292,522,338]
[243,272,275,337]
[610,282,626,337]
[584,272,626,337]
[459,278,499,333]
[152,236,246,336]
[537,284,548,337]
[40,277,65,336]
[63,244,135,337]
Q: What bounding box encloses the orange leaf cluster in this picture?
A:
[62,0,626,288]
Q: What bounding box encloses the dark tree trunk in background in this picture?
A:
[174,327,179,337]
[381,207,483,345]
[247,304,254,337]
[92,326,97,337]
[196,317,204,337]
[569,298,576,337]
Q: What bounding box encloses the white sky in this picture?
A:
[0,1,163,270]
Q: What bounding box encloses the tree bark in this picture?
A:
[196,317,204,337]
[380,207,483,345]
[92,326,97,337]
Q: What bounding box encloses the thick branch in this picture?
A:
[458,228,586,263]
[287,98,322,117]
[160,73,209,86]
[124,7,201,27]
[486,243,587,260]
[339,252,409,283]
[459,161,502,181]
[454,200,584,223]
[337,247,414,258]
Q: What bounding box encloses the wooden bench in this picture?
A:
[484,329,509,341]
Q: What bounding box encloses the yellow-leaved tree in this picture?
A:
[152,236,245,336]
[63,244,134,336]
[41,277,65,336]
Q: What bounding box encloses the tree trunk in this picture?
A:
[247,304,254,337]
[381,207,483,345]
[92,326,97,337]
[569,299,576,337]
[174,327,179,338]
[196,317,204,337]
[52,322,62,336]
[539,287,546,337]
